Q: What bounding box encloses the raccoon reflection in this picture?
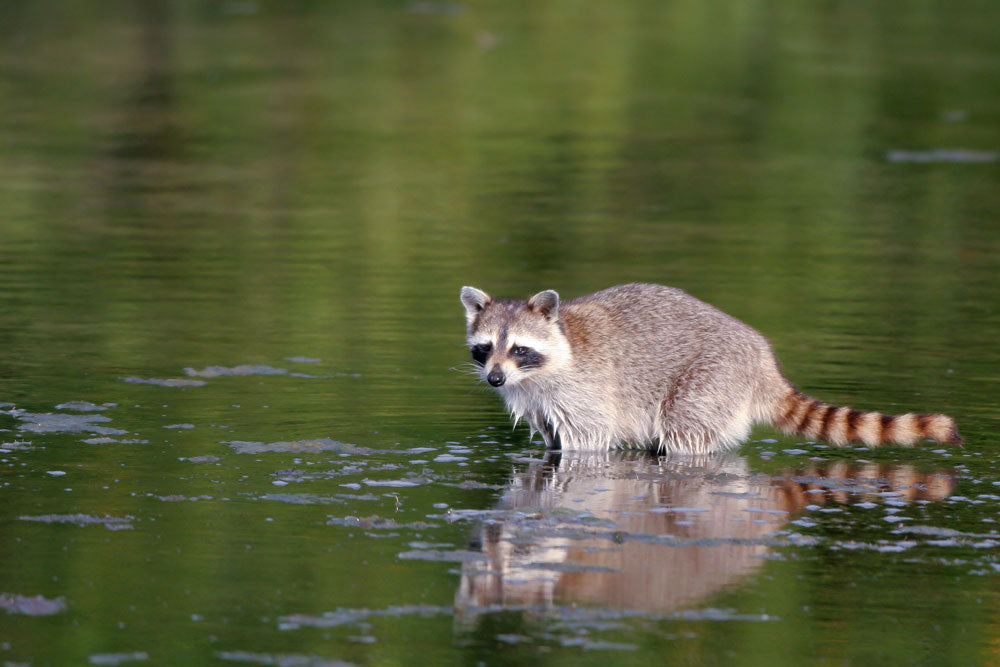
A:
[456,452,953,614]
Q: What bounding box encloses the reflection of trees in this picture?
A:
[457,451,953,615]
[108,0,176,162]
[0,1,986,391]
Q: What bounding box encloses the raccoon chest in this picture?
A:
[504,381,641,449]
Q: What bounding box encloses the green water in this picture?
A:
[1,1,999,664]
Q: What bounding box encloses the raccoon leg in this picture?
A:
[529,413,561,450]
[542,421,561,451]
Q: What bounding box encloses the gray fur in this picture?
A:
[527,289,559,320]
[460,286,491,326]
[461,283,791,454]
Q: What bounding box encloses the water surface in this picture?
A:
[1,1,999,664]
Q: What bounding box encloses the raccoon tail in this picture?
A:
[771,387,963,448]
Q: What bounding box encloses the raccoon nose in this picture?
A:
[487,368,506,387]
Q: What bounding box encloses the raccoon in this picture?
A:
[456,451,954,615]
[460,283,962,454]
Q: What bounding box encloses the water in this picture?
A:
[1,1,999,664]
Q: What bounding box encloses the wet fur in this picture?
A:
[461,283,962,454]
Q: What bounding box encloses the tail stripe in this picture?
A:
[779,393,803,427]
[806,403,832,439]
[818,405,837,439]
[879,414,894,442]
[845,409,863,443]
[917,414,932,432]
[795,399,820,433]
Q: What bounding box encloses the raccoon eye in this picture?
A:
[470,343,492,365]
[511,346,530,357]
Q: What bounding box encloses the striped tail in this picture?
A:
[773,388,963,447]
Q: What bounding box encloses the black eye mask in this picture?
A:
[470,343,492,365]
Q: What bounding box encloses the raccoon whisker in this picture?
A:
[450,363,485,377]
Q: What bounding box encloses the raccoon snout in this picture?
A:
[486,367,506,387]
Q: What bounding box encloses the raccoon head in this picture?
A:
[460,286,568,390]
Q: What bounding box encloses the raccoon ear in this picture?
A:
[460,286,492,325]
[528,289,559,320]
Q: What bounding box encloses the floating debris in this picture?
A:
[164,423,195,430]
[88,651,149,665]
[397,549,489,562]
[227,438,367,455]
[152,495,213,503]
[258,493,345,505]
[19,513,134,530]
[433,454,468,463]
[830,540,917,553]
[13,412,127,435]
[121,377,207,388]
[284,357,322,364]
[669,607,776,622]
[326,515,436,530]
[0,440,34,451]
[408,541,455,550]
[184,365,291,378]
[0,593,67,616]
[362,478,426,488]
[893,525,965,537]
[557,637,638,651]
[886,148,998,164]
[55,401,113,412]
[278,604,453,630]
[180,455,221,463]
